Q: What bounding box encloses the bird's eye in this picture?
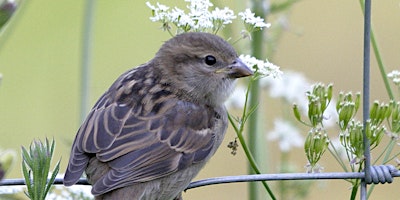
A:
[204,55,217,66]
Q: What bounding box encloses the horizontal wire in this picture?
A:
[1,169,399,190]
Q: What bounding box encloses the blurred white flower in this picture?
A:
[261,71,338,127]
[260,71,310,105]
[47,185,93,200]
[225,85,247,109]
[388,70,400,86]
[238,8,271,29]
[267,119,304,152]
[46,174,93,200]
[328,137,349,160]
[0,185,24,195]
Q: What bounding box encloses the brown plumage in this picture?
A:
[63,32,253,200]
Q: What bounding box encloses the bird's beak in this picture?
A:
[225,58,254,78]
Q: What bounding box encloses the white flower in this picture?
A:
[185,0,213,30]
[261,71,310,107]
[239,54,282,78]
[225,85,247,109]
[388,70,400,78]
[238,9,271,29]
[329,137,350,160]
[146,2,170,22]
[169,7,195,29]
[211,7,236,25]
[261,71,338,127]
[260,61,283,78]
[186,0,213,12]
[47,174,93,200]
[388,70,400,86]
[0,185,24,194]
[239,54,261,69]
[267,119,304,152]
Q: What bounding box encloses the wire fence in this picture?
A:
[1,0,399,199]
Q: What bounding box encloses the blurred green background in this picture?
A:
[0,0,399,199]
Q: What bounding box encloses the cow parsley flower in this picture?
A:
[238,8,271,29]
[388,70,400,87]
[239,54,282,78]
[267,119,304,152]
[146,0,268,36]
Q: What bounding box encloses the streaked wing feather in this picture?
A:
[90,100,217,195]
[65,67,222,195]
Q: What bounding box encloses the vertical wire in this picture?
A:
[361,0,372,199]
[80,0,95,122]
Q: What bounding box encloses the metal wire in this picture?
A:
[361,0,372,199]
[0,166,398,189]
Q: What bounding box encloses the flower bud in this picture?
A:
[293,104,302,122]
[304,128,329,169]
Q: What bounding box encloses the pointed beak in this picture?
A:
[227,58,254,78]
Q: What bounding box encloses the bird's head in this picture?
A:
[153,32,253,106]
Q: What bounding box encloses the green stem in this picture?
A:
[384,150,400,165]
[228,78,276,199]
[350,179,359,200]
[327,141,348,172]
[247,0,270,199]
[228,114,276,200]
[350,163,363,200]
[80,0,95,123]
[372,139,395,165]
[358,0,394,100]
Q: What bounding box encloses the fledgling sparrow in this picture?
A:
[63,32,253,200]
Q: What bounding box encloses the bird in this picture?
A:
[63,32,253,200]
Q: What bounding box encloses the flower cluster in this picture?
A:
[239,54,282,78]
[267,119,303,152]
[388,70,400,87]
[304,128,329,173]
[146,0,269,35]
[292,83,333,171]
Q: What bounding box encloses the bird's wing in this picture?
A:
[90,99,221,195]
[64,70,225,194]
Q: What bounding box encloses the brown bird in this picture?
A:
[63,32,253,200]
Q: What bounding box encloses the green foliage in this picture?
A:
[21,138,61,200]
[294,83,332,171]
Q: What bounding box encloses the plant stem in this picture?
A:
[358,0,394,100]
[80,0,95,123]
[228,114,276,200]
[228,77,275,199]
[247,0,270,199]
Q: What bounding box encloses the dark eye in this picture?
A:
[204,55,217,65]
